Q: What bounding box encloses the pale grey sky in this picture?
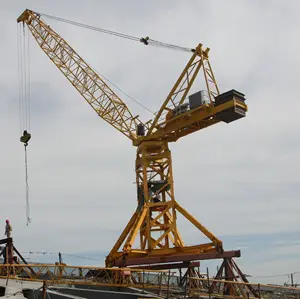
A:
[1,0,300,285]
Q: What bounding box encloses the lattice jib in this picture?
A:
[20,10,144,141]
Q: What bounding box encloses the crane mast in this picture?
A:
[18,9,247,268]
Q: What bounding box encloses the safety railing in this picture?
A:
[0,264,173,291]
[188,276,300,299]
[1,264,299,299]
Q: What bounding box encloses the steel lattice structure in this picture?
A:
[17,9,247,268]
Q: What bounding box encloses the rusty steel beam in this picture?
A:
[6,238,14,264]
[210,258,259,298]
[129,261,200,270]
[13,246,36,275]
[0,238,10,245]
[116,250,241,267]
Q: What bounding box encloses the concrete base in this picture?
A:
[0,278,42,299]
[0,279,160,299]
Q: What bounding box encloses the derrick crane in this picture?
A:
[17,9,247,268]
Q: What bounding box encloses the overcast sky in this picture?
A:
[1,0,300,285]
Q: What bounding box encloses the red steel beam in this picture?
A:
[116,250,241,267]
[129,261,200,270]
[0,238,10,245]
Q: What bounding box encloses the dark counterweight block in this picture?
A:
[214,90,246,123]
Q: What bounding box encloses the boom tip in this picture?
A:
[17,9,32,23]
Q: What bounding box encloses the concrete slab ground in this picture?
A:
[0,279,161,299]
[0,278,42,298]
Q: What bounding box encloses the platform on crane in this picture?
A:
[112,249,241,267]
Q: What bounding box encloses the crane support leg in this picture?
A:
[106,141,225,267]
[210,258,259,298]
[17,9,248,274]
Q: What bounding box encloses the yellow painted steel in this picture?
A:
[18,9,247,268]
[17,10,144,141]
[106,141,223,266]
[135,99,247,144]
[175,203,223,248]
[0,264,169,290]
[189,276,300,299]
[2,264,296,299]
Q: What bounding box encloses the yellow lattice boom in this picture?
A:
[0,263,170,289]
[17,9,248,268]
[17,10,145,141]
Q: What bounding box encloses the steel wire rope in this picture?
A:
[38,12,155,117]
[74,51,156,116]
[17,23,32,225]
[37,12,140,42]
[93,68,155,116]
[148,39,194,53]
[21,251,57,256]
[60,253,103,261]
[21,251,103,261]
[17,24,25,133]
[25,26,31,225]
[21,25,28,130]
[34,11,195,116]
[27,26,31,131]
[36,11,194,53]
[20,11,197,125]
[24,145,31,225]
[251,271,300,278]
[17,24,23,134]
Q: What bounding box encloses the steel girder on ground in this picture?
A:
[1,264,300,299]
[0,264,172,290]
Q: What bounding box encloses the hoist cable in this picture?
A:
[148,39,194,53]
[37,12,155,115]
[18,24,26,133]
[22,25,28,129]
[17,24,23,134]
[24,145,31,225]
[17,23,32,225]
[19,24,30,131]
[36,11,195,53]
[27,27,31,131]
[32,11,193,115]
[37,12,140,42]
[95,69,155,115]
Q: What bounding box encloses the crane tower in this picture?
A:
[17,9,247,269]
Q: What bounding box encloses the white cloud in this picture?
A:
[271,244,300,256]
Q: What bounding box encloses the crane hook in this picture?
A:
[20,130,31,147]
